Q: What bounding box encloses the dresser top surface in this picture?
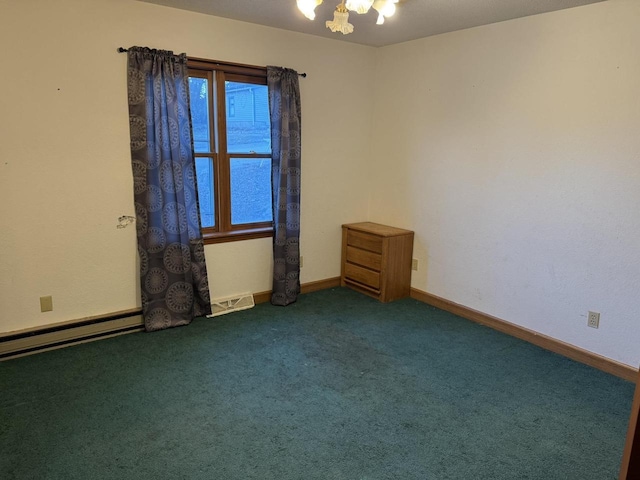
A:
[342,222,414,237]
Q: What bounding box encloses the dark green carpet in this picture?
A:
[0,288,634,479]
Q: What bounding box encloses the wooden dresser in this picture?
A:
[341,222,414,303]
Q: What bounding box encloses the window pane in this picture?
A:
[189,77,211,153]
[230,158,272,225]
[195,157,215,228]
[225,82,271,154]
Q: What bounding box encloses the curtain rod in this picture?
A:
[117,47,307,77]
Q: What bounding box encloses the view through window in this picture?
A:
[188,59,273,243]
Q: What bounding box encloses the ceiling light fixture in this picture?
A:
[326,2,353,34]
[297,0,399,35]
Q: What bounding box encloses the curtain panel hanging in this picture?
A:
[267,66,302,306]
[127,47,211,331]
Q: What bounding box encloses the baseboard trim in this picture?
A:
[254,277,342,305]
[0,277,343,361]
[253,290,272,305]
[11,281,619,382]
[410,288,637,382]
[0,309,144,361]
[302,276,342,294]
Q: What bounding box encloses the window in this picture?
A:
[187,58,272,243]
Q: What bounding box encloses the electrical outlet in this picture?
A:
[587,311,600,329]
[40,296,53,312]
[412,259,418,271]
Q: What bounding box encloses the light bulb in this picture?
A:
[345,0,374,14]
[297,0,323,20]
[372,0,398,24]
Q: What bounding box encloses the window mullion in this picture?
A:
[215,70,231,232]
[203,71,219,232]
[217,153,231,232]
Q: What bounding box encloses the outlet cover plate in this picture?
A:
[588,311,600,329]
[40,296,53,312]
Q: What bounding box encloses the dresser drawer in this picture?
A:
[347,230,383,254]
[346,246,382,271]
[344,263,380,290]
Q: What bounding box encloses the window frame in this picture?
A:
[188,58,273,244]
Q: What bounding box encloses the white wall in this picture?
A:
[370,0,640,366]
[2,0,638,369]
[0,0,376,332]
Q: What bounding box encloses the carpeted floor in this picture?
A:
[0,287,634,479]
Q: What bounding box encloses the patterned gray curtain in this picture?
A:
[127,47,211,331]
[267,66,301,306]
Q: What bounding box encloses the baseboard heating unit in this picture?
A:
[0,309,144,360]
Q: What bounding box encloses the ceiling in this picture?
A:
[138,0,605,47]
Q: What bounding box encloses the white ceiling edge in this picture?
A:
[137,0,607,47]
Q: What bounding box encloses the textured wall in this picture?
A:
[0,0,375,332]
[3,0,638,369]
[369,0,640,366]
